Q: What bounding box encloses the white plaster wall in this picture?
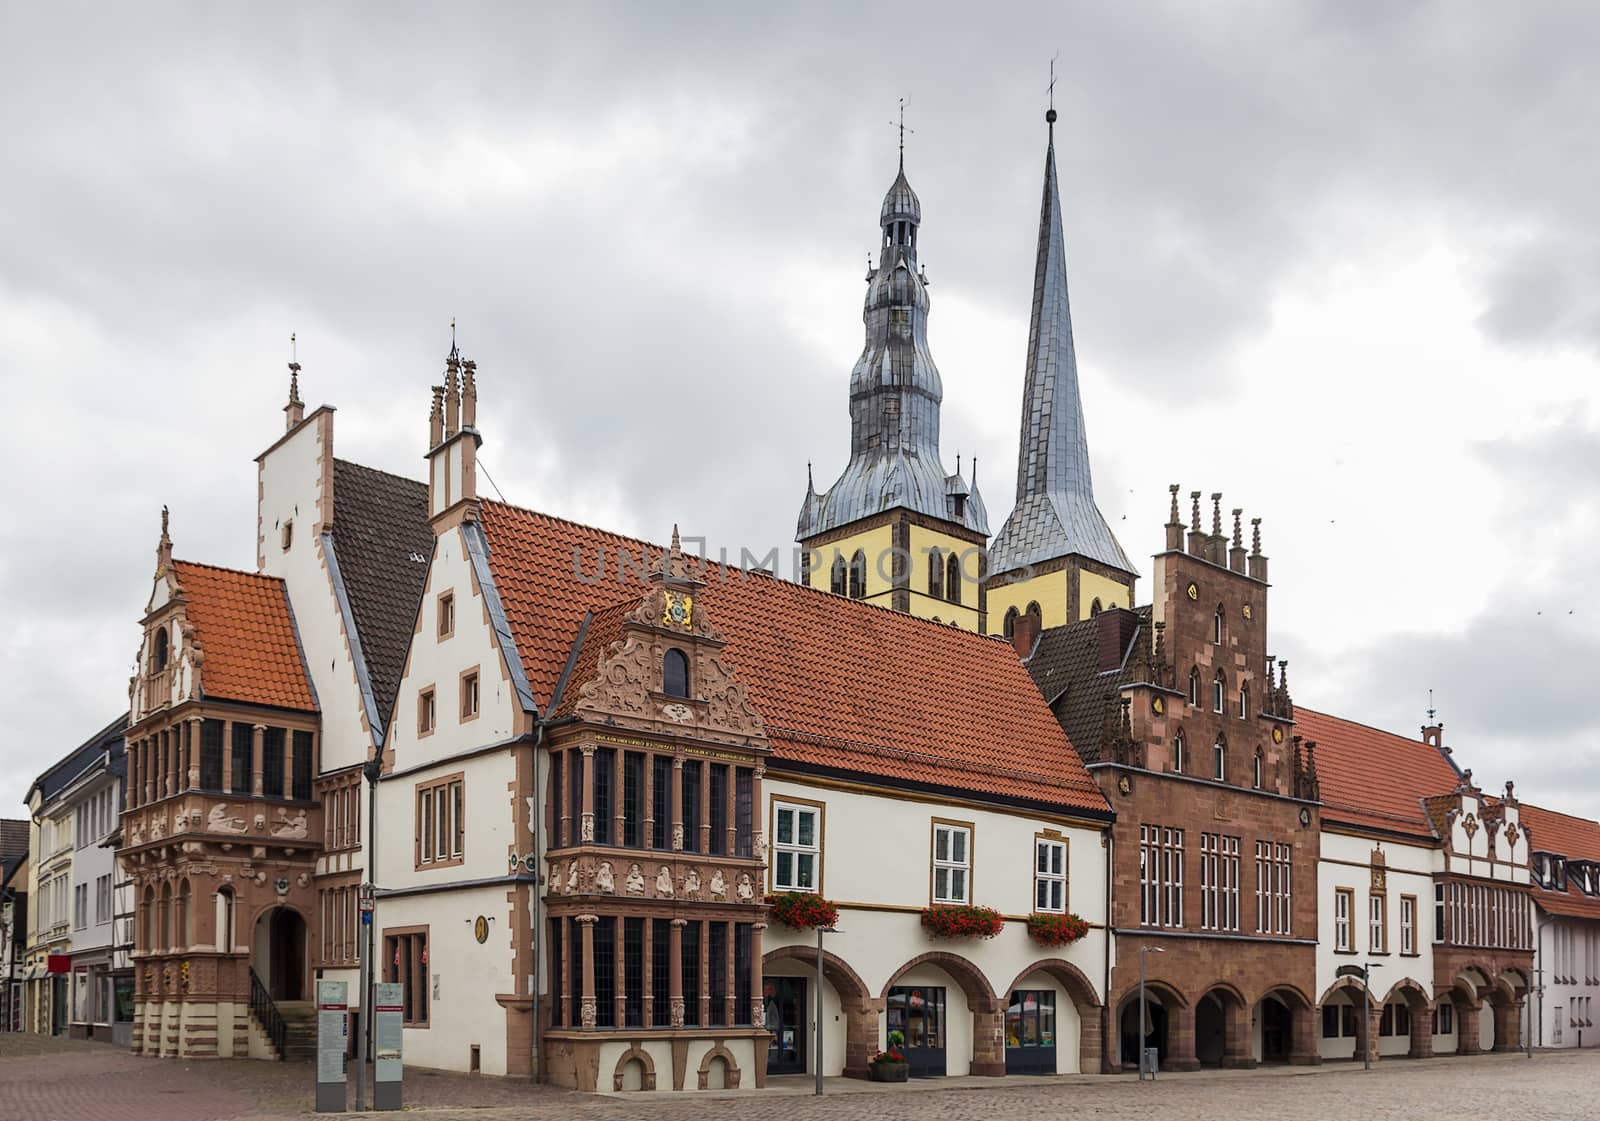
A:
[67,777,117,956]
[378,751,515,892]
[380,885,514,1075]
[1316,832,1436,1008]
[1534,911,1600,1048]
[257,414,375,777]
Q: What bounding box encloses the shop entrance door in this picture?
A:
[765,977,807,1075]
[1005,989,1058,1074]
[888,986,947,1077]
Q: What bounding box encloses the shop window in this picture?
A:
[384,928,429,1026]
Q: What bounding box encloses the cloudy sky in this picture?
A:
[3,3,1596,822]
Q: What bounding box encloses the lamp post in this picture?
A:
[1138,946,1164,1080]
[1360,962,1382,1072]
[354,755,383,1111]
[815,925,840,1097]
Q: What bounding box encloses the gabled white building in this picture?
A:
[1522,803,1600,1048]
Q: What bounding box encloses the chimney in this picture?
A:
[1011,609,1041,660]
[284,362,304,430]
[1096,607,1140,673]
[1247,517,1268,582]
[1187,491,1206,556]
[1229,508,1246,573]
[1165,484,1184,551]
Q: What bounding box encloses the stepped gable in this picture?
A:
[171,561,315,711]
[1294,708,1461,839]
[479,500,1107,814]
[329,458,432,730]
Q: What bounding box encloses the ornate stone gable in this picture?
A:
[573,528,767,746]
[130,508,204,720]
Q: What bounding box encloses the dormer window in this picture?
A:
[281,520,293,551]
[663,649,690,699]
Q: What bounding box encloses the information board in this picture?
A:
[373,981,404,1110]
[314,980,348,1112]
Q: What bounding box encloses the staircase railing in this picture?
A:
[249,967,288,1061]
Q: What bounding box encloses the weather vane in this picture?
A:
[892,97,913,169]
[1048,51,1059,111]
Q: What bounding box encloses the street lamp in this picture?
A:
[1138,946,1165,1080]
[354,755,384,1111]
[814,925,841,1097]
[1360,962,1383,1072]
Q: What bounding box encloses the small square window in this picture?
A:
[281,521,293,551]
[418,688,436,736]
[461,671,479,721]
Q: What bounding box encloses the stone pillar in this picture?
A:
[671,757,684,851]
[1221,1002,1255,1068]
[699,762,711,853]
[1456,1001,1483,1055]
[969,997,1006,1076]
[724,767,737,856]
[1166,1002,1200,1071]
[724,922,737,1027]
[614,916,627,1029]
[579,744,595,843]
[1409,1002,1434,1059]
[220,721,233,795]
[669,918,686,1027]
[187,717,203,790]
[642,916,654,1028]
[251,725,266,797]
[1079,1004,1104,1074]
[127,741,141,808]
[642,752,655,850]
[167,727,179,796]
[698,922,710,1027]
[577,914,597,1030]
[748,923,766,1029]
[843,997,885,1079]
[1361,997,1382,1065]
[282,731,295,800]
[1289,1003,1322,1065]
[751,766,766,860]
[1492,1000,1521,1052]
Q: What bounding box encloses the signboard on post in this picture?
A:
[314,980,348,1113]
[373,981,404,1111]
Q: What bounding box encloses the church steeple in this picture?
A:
[797,142,989,630]
[985,109,1135,632]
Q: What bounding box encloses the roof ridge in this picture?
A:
[173,557,284,584]
[1523,801,1600,829]
[333,457,427,491]
[1295,706,1431,747]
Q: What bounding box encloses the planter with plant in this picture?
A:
[869,1030,909,1081]
[920,903,1005,941]
[1026,912,1090,947]
[765,891,840,932]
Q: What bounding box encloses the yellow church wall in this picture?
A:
[802,523,898,608]
[986,571,1069,633]
[1078,570,1132,618]
[906,523,983,630]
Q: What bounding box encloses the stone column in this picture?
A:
[669,918,686,1027]
[748,923,766,1029]
[1221,1002,1255,1068]
[577,914,597,1030]
[642,917,654,1028]
[282,731,295,800]
[1409,1002,1434,1059]
[671,757,684,851]
[1456,1000,1483,1055]
[724,922,737,1027]
[167,727,179,796]
[1166,1002,1200,1071]
[579,744,595,843]
[1492,1000,1521,1052]
[1289,1003,1322,1065]
[724,767,737,857]
[251,725,266,797]
[1078,1004,1104,1074]
[843,997,885,1079]
[145,738,156,804]
[969,996,1006,1076]
[643,752,655,850]
[698,922,710,1027]
[614,917,627,1029]
[699,763,712,853]
[1362,998,1383,1065]
[220,721,233,795]
[751,766,766,860]
[187,718,202,790]
[127,741,141,809]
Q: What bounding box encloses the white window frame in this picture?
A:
[1335,888,1352,951]
[1401,896,1415,955]
[772,801,822,892]
[1214,739,1227,781]
[1035,838,1067,913]
[1370,893,1387,952]
[1212,673,1225,713]
[932,822,972,905]
[1140,825,1184,928]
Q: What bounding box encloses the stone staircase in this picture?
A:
[276,1001,317,1062]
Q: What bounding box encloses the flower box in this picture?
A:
[1026,912,1090,947]
[765,891,840,932]
[869,1059,909,1082]
[920,904,1004,941]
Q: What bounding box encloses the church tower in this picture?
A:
[986,109,1136,635]
[797,148,989,630]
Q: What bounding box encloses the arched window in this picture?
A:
[1239,684,1250,719]
[1026,601,1042,628]
[1003,606,1019,638]
[1174,730,1186,774]
[1090,598,1103,617]
[1214,606,1224,645]
[848,550,867,599]
[216,887,235,953]
[1189,668,1200,707]
[945,553,961,605]
[662,649,690,699]
[154,627,169,671]
[1253,749,1264,790]
[1214,737,1227,781]
[159,883,172,950]
[177,879,192,948]
[927,549,943,599]
[829,555,846,596]
[1212,671,1225,713]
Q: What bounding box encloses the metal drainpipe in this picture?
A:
[529,720,546,1083]
[1103,829,1114,1073]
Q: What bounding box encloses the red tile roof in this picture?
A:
[478,502,1108,815]
[1295,708,1461,840]
[173,560,316,712]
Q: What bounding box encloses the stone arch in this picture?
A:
[1004,958,1104,1074]
[611,1042,657,1091]
[1196,982,1249,1068]
[696,1041,742,1089]
[1254,984,1317,1066]
[1381,977,1434,1060]
[1113,979,1188,1072]
[764,944,877,1078]
[880,950,997,1005]
[881,950,1001,1077]
[764,944,870,1005]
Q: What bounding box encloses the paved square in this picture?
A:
[1,1037,1595,1121]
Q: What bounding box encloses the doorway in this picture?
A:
[888,986,947,1077]
[1195,994,1226,1066]
[764,977,807,1075]
[264,907,306,1001]
[1259,997,1292,1062]
[1005,989,1057,1074]
[1119,996,1168,1069]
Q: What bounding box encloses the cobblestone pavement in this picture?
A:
[1,1037,1596,1121]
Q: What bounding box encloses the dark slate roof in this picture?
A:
[1023,607,1150,763]
[330,459,433,738]
[29,713,128,805]
[0,819,28,866]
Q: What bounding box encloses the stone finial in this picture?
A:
[429,385,445,448]
[1504,780,1515,801]
[1232,508,1243,548]
[1191,490,1202,532]
[443,353,461,438]
[1211,493,1223,536]
[284,356,305,430]
[1168,484,1181,525]
[157,505,173,571]
[461,358,477,429]
[1251,517,1262,556]
[1278,660,1288,692]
